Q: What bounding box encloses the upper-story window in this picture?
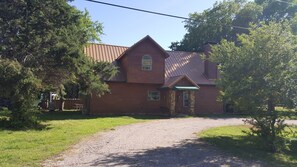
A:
[142,55,152,71]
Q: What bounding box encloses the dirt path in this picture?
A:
[43,118,297,167]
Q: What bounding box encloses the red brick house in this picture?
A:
[84,35,223,116]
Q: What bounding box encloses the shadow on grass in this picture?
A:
[39,111,169,121]
[195,113,250,119]
[39,111,92,121]
[201,135,297,167]
[0,111,166,131]
[0,118,9,130]
[90,139,265,167]
[0,118,48,131]
[197,111,297,120]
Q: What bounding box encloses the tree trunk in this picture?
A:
[268,98,276,152]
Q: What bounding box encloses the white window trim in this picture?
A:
[147,91,160,101]
[142,55,152,71]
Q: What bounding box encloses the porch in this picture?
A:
[161,75,199,116]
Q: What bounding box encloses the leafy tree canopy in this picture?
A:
[0,0,107,89]
[211,22,297,111]
[256,0,297,21]
[210,22,297,152]
[0,0,117,128]
[170,0,297,51]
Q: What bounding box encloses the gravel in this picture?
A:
[43,118,297,167]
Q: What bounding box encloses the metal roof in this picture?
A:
[166,51,215,85]
[84,43,128,63]
[84,43,216,85]
[84,43,128,82]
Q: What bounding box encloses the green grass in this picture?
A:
[199,125,297,167]
[0,111,159,167]
[276,107,297,120]
[196,113,250,118]
[195,107,297,120]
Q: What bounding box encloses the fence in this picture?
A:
[42,99,84,111]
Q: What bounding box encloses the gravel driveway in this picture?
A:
[43,118,297,167]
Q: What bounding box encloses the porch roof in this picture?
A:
[162,75,199,89]
[173,86,199,90]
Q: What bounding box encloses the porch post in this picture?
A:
[189,91,195,115]
[169,90,176,116]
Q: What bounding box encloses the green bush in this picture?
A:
[289,138,297,152]
[244,114,290,152]
[0,59,41,129]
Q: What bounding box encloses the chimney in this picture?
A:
[203,42,218,79]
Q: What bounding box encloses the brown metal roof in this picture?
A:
[165,51,215,85]
[84,43,128,62]
[84,43,128,82]
[84,43,216,85]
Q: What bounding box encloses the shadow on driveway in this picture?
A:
[91,139,264,167]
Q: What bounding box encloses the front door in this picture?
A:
[175,91,190,115]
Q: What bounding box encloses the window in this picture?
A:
[183,91,189,107]
[148,91,160,101]
[142,55,152,71]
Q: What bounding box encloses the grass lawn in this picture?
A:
[199,125,297,167]
[276,107,297,120]
[196,107,297,120]
[0,111,159,167]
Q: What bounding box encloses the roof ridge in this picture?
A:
[88,43,129,48]
[117,35,170,61]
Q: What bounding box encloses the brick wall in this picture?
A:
[89,82,169,115]
[121,39,166,84]
[195,85,223,114]
[89,84,223,115]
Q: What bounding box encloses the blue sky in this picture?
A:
[70,0,222,50]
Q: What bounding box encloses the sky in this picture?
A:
[70,0,223,50]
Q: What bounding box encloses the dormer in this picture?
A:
[117,36,169,84]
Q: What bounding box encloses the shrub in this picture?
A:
[0,59,41,129]
[244,115,288,152]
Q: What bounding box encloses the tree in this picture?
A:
[210,22,297,152]
[0,0,117,128]
[0,0,104,87]
[255,0,297,21]
[170,0,262,51]
[256,0,297,35]
[0,59,41,128]
[170,0,297,51]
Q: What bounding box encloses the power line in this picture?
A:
[276,0,297,5]
[84,0,189,20]
[231,25,249,30]
[84,0,297,31]
[84,0,250,30]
